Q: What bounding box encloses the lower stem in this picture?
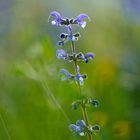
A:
[81,105,93,140]
[70,41,93,140]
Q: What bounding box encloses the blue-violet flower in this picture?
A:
[48,11,62,26]
[74,65,86,86]
[69,120,86,137]
[78,52,94,63]
[56,49,68,60]
[75,14,90,28]
[60,69,74,80]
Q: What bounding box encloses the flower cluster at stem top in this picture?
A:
[49,11,94,86]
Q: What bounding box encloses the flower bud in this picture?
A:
[72,100,81,110]
[90,99,99,107]
[57,41,64,46]
[92,124,100,132]
[74,32,80,37]
[59,33,67,39]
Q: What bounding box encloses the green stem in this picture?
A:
[81,104,93,140]
[71,41,93,140]
[71,41,77,74]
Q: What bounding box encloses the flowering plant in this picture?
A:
[49,11,100,140]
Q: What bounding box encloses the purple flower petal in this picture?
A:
[60,69,71,80]
[68,25,72,33]
[85,52,94,59]
[76,120,86,128]
[78,52,85,59]
[56,49,68,60]
[76,65,80,75]
[84,52,94,63]
[69,124,81,132]
[50,11,61,19]
[76,14,90,28]
[76,14,89,22]
[48,11,62,26]
[69,124,78,131]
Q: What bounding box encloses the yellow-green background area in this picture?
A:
[0,0,140,140]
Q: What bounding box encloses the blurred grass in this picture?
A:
[0,0,140,140]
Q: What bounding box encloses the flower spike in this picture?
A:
[49,11,99,139]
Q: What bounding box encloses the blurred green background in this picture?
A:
[0,0,140,140]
